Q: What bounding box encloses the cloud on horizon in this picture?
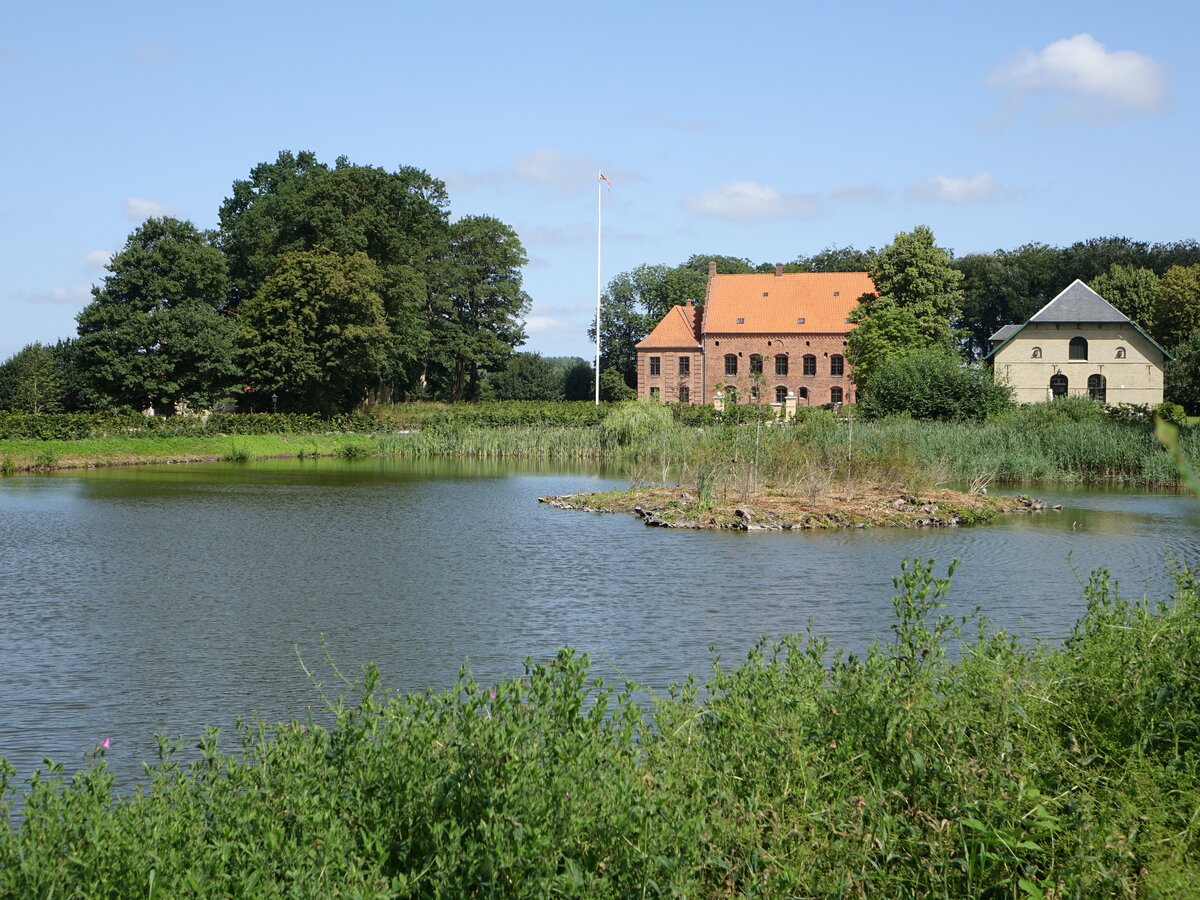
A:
[905,172,1002,204]
[988,33,1167,122]
[122,197,180,220]
[684,181,822,222]
[84,250,112,270]
[27,282,93,306]
[444,149,636,195]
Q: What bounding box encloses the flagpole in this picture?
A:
[595,171,603,406]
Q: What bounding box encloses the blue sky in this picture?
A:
[2,0,1196,363]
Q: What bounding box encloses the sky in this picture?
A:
[2,0,1197,364]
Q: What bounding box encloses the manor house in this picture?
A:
[635,263,876,408]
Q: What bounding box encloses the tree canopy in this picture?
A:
[75,217,239,412]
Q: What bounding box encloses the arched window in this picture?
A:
[774,354,788,376]
[798,386,809,400]
[1031,347,1042,358]
[750,384,760,402]
[1069,337,1088,361]
[724,354,738,376]
[1088,373,1107,402]
[1050,373,1068,398]
[775,385,788,404]
[830,354,845,376]
[802,354,816,376]
[830,386,844,404]
[749,354,763,375]
[678,385,690,404]
[1115,346,1126,359]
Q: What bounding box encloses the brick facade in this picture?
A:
[701,334,852,406]
[635,268,874,407]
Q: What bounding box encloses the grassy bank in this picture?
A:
[0,433,380,472]
[3,559,1197,897]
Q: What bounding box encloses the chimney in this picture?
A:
[775,262,783,277]
[684,299,693,307]
[708,260,717,278]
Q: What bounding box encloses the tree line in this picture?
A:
[0,151,542,415]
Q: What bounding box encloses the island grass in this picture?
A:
[2,559,1197,897]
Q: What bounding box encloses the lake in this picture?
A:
[2,457,1199,788]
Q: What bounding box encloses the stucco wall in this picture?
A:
[992,321,1165,405]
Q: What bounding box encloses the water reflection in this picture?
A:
[2,460,1199,789]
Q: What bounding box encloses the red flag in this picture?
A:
[599,171,612,189]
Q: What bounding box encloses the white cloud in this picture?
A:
[905,172,1000,204]
[513,149,607,189]
[523,315,575,337]
[28,283,93,306]
[84,250,112,270]
[445,149,633,194]
[685,181,821,222]
[122,197,180,220]
[989,33,1166,120]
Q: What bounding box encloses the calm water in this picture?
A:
[3,457,1200,787]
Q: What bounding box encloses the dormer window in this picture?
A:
[736,317,745,324]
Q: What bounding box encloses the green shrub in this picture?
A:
[1155,400,1188,429]
[860,351,1013,422]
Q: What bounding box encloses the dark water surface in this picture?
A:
[3,457,1199,787]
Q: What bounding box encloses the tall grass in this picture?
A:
[3,559,1198,897]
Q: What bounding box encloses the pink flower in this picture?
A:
[489,689,497,700]
[99,737,111,751]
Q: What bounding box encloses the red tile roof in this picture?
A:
[702,272,875,334]
[636,303,702,349]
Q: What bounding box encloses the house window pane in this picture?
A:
[775,386,788,403]
[830,386,843,403]
[802,354,816,376]
[1088,373,1106,402]
[1069,337,1088,360]
[724,354,737,376]
[830,354,844,376]
[649,386,660,399]
[775,354,788,376]
[678,385,690,403]
[750,354,763,375]
[649,356,660,376]
[1050,374,1068,397]
[678,356,690,376]
[798,386,808,400]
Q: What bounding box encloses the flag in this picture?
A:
[599,171,612,189]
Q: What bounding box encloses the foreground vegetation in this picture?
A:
[3,559,1197,897]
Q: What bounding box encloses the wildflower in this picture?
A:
[98,737,112,751]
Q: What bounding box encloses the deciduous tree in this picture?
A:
[239,249,392,412]
[0,342,63,413]
[75,217,238,412]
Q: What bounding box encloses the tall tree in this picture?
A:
[1091,264,1160,333]
[482,352,563,401]
[0,342,63,413]
[1154,264,1200,350]
[75,217,238,412]
[955,243,1061,358]
[218,151,451,400]
[239,249,393,413]
[428,216,530,402]
[848,226,962,388]
[792,245,878,272]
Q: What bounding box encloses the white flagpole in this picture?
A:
[595,171,603,406]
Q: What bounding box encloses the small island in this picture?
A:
[541,485,1057,530]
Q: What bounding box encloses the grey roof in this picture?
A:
[988,324,1021,343]
[1030,279,1129,324]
